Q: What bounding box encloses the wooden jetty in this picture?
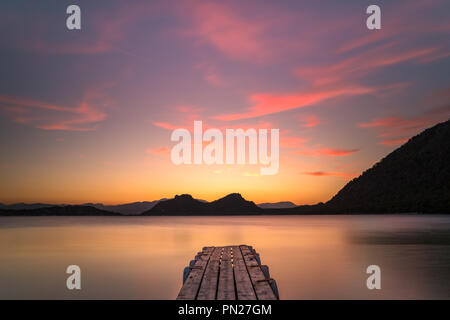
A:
[177,245,279,300]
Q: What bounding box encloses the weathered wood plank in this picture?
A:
[232,245,257,300]
[197,246,221,300]
[240,245,277,300]
[177,246,214,300]
[217,246,236,300]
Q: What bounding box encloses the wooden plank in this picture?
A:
[232,245,257,300]
[197,246,221,300]
[240,245,277,300]
[217,246,236,300]
[177,246,215,300]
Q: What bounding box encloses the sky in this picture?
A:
[0,0,449,205]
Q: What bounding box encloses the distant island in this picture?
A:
[1,119,449,216]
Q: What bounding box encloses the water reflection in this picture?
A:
[0,215,449,299]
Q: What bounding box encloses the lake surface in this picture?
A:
[1,215,450,299]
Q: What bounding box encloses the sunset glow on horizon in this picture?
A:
[1,0,449,205]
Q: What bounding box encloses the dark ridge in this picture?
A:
[208,193,262,215]
[93,200,164,215]
[257,201,297,209]
[145,194,207,215]
[143,193,262,216]
[0,200,166,215]
[0,203,56,210]
[0,205,120,216]
[292,119,450,214]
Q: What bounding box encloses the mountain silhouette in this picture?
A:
[323,119,450,213]
[289,119,450,214]
[0,205,120,216]
[0,202,56,211]
[258,201,297,209]
[90,201,165,215]
[143,193,262,215]
[208,193,262,214]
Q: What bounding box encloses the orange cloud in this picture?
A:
[295,148,359,157]
[146,147,170,155]
[379,138,409,146]
[315,148,359,156]
[302,171,355,178]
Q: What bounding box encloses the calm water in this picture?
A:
[0,215,450,299]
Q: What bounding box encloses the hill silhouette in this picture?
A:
[295,119,450,214]
[143,193,262,215]
[258,201,297,209]
[0,205,120,216]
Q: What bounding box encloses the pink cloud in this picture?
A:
[297,44,444,87]
[357,104,450,145]
[337,0,450,54]
[153,122,180,130]
[358,116,426,139]
[195,62,226,87]
[184,2,270,62]
[299,115,320,128]
[209,1,450,123]
[204,71,225,87]
[213,85,374,121]
[0,86,111,131]
[358,117,403,128]
[179,1,309,63]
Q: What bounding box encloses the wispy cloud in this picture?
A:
[0,85,112,131]
[379,138,409,146]
[153,122,180,130]
[298,115,320,128]
[295,148,359,157]
[302,171,356,179]
[357,104,450,146]
[181,2,274,62]
[297,44,446,87]
[213,86,374,121]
